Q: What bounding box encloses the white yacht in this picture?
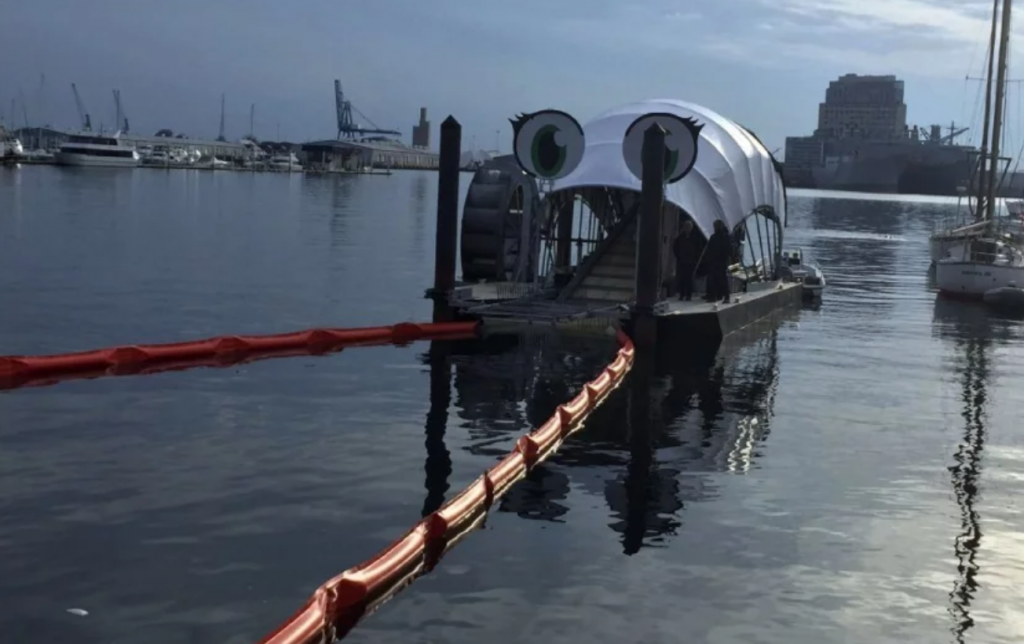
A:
[0,126,24,160]
[268,152,302,172]
[54,131,139,167]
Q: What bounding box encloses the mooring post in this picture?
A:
[430,115,462,323]
[632,124,666,349]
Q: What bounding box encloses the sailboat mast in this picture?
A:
[985,0,1013,221]
[976,0,1000,217]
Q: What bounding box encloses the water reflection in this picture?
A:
[421,341,454,517]
[806,196,906,237]
[931,299,1003,641]
[411,173,429,256]
[427,316,786,555]
[330,177,354,247]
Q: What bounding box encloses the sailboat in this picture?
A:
[934,0,1024,297]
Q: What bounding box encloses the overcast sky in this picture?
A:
[0,0,1012,155]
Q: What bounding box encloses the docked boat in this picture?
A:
[779,249,826,299]
[0,126,24,162]
[54,131,139,167]
[934,0,1024,298]
[196,154,231,169]
[268,152,302,172]
[983,283,1024,313]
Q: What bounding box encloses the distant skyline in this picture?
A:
[1,0,1016,156]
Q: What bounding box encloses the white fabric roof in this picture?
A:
[550,99,785,238]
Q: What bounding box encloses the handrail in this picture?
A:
[255,328,636,644]
[0,321,480,391]
[557,203,639,302]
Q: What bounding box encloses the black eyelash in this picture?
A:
[679,116,704,135]
[509,113,532,136]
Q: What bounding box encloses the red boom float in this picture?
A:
[0,321,480,391]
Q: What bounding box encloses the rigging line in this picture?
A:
[963,30,985,132]
[966,30,994,145]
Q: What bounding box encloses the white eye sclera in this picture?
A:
[511,110,586,181]
[622,113,703,184]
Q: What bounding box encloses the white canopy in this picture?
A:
[550,99,785,238]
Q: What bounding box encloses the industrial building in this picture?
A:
[121,134,248,159]
[412,108,430,149]
[784,74,973,195]
[301,139,438,172]
[301,80,438,171]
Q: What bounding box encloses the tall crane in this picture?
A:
[334,80,400,140]
[19,89,30,129]
[113,89,129,133]
[71,83,91,131]
[217,94,226,141]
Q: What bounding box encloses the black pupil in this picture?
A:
[537,129,560,170]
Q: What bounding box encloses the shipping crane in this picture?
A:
[217,94,226,141]
[19,89,29,129]
[910,121,969,145]
[334,80,400,140]
[113,89,129,133]
[71,83,91,131]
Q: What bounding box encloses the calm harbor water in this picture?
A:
[2,166,1024,644]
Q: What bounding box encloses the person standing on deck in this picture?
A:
[705,219,733,303]
[673,220,701,301]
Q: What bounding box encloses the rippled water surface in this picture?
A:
[2,168,1024,644]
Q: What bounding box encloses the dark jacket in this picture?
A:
[673,230,703,267]
[706,230,733,269]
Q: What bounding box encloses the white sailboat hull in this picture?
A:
[935,259,1024,298]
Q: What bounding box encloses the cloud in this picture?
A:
[693,0,1005,79]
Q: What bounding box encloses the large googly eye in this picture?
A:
[510,110,585,180]
[621,113,703,184]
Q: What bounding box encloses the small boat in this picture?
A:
[983,283,1024,313]
[780,249,826,299]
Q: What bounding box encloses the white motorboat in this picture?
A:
[268,152,302,172]
[143,148,172,165]
[0,126,24,161]
[780,249,826,299]
[196,154,231,169]
[54,131,139,167]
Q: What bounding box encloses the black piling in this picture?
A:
[632,124,666,349]
[430,116,462,323]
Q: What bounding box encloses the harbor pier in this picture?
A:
[302,139,439,172]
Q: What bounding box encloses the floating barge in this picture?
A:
[427,99,803,348]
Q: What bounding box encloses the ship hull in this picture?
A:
[897,159,970,196]
[54,151,140,167]
[935,260,1024,297]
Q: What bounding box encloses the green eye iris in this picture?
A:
[664,148,679,177]
[530,125,567,178]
